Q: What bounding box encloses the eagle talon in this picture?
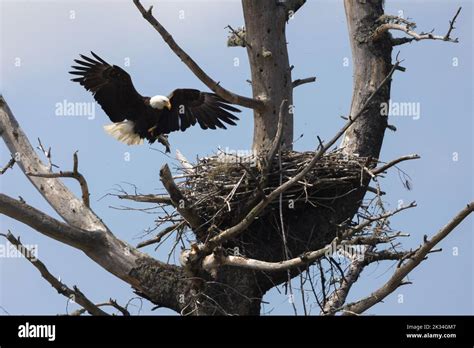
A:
[158,134,171,154]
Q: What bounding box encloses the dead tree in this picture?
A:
[0,0,471,316]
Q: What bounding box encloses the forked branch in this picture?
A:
[27,151,90,207]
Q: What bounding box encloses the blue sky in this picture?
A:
[0,0,472,315]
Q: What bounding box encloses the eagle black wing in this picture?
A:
[69,52,144,122]
[155,89,240,135]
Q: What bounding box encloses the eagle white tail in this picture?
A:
[103,121,144,145]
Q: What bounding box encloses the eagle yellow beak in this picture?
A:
[166,101,172,110]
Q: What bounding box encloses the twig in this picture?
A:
[0,156,15,174]
[292,77,317,88]
[136,222,183,248]
[372,154,420,175]
[133,0,264,110]
[36,138,58,171]
[299,272,308,316]
[1,231,108,316]
[118,194,172,205]
[226,25,250,48]
[265,99,287,172]
[444,7,462,41]
[70,298,130,316]
[366,186,386,195]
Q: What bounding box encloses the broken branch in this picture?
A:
[27,151,91,207]
[160,164,203,231]
[292,77,317,88]
[0,155,15,174]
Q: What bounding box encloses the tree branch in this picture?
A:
[372,154,420,175]
[197,201,416,276]
[160,164,203,231]
[70,299,130,316]
[373,7,462,44]
[132,0,264,110]
[342,202,474,315]
[0,193,100,250]
[1,231,108,316]
[118,194,172,205]
[292,77,316,88]
[0,96,104,231]
[0,155,15,174]
[27,151,90,207]
[136,223,183,249]
[279,0,307,19]
[265,99,287,170]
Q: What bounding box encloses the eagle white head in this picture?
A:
[150,95,172,110]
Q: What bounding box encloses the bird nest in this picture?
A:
[176,150,375,232]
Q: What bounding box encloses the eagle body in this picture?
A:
[69,52,240,151]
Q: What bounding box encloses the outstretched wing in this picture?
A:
[69,52,144,122]
[155,89,240,134]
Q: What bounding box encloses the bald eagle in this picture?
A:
[69,52,240,152]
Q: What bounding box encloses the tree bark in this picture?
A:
[242,0,294,153]
[340,0,393,158]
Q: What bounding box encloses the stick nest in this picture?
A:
[176,150,374,230]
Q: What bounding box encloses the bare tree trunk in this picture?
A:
[242,0,294,153]
[340,0,393,158]
[166,2,300,315]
